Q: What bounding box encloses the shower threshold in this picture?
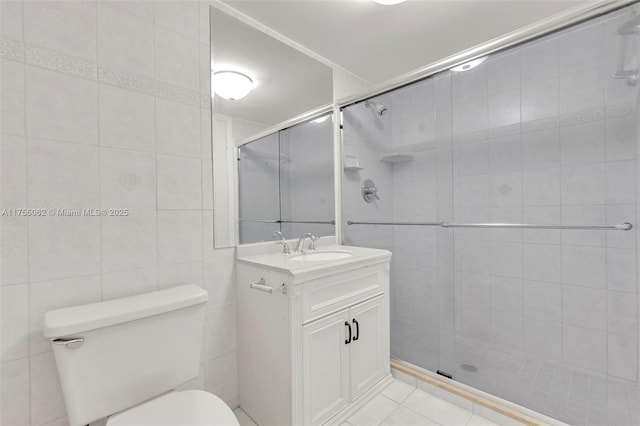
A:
[391,359,568,426]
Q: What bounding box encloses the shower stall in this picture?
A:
[342,4,640,425]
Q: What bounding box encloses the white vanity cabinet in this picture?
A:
[303,295,386,424]
[236,244,391,426]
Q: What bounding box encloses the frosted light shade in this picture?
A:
[213,71,254,100]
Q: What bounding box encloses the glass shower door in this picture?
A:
[449,5,640,424]
[341,73,456,378]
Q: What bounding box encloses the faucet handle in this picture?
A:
[272,231,286,241]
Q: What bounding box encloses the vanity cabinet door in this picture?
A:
[349,296,386,399]
[303,309,351,425]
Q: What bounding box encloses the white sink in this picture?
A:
[289,250,352,262]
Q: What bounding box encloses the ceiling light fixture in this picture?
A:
[373,0,406,4]
[212,71,254,100]
[450,56,488,72]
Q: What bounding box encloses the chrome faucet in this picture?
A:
[296,233,317,252]
[273,231,290,254]
[275,240,291,254]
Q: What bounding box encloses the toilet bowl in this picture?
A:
[106,390,238,426]
[43,285,238,426]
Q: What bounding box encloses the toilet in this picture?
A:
[43,284,239,426]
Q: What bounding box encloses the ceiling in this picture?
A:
[222,0,590,84]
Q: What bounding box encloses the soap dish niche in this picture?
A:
[344,155,363,171]
[380,153,414,163]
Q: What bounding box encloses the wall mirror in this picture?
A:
[238,112,335,244]
[210,5,334,247]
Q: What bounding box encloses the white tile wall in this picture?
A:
[1,60,26,136]
[1,216,29,286]
[155,99,201,157]
[98,85,156,152]
[23,1,97,61]
[0,2,238,425]
[25,67,99,144]
[97,2,154,77]
[99,148,157,209]
[1,358,30,426]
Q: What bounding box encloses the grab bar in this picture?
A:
[346,221,633,231]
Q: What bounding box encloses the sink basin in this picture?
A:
[289,250,352,262]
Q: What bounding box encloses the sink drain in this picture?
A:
[461,364,478,372]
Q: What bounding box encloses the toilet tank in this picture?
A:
[43,285,208,426]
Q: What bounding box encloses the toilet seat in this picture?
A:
[106,390,239,426]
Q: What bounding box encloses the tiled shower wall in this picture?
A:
[342,94,394,252]
[448,7,639,383]
[0,2,238,425]
[343,2,640,413]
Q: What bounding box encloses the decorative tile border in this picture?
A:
[459,103,637,140]
[558,107,604,127]
[453,129,488,145]
[2,38,635,123]
[488,123,520,139]
[521,116,559,134]
[98,65,155,96]
[26,43,97,81]
[201,93,212,111]
[0,38,211,111]
[156,80,201,107]
[0,38,24,62]
[606,102,636,118]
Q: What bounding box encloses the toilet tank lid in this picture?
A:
[43,284,208,338]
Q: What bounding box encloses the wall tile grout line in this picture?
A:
[153,0,161,298]
[18,0,32,422]
[96,0,104,303]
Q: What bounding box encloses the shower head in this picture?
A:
[365,100,387,116]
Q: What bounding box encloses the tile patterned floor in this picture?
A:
[233,379,509,426]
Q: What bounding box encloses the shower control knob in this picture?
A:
[362,179,380,203]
